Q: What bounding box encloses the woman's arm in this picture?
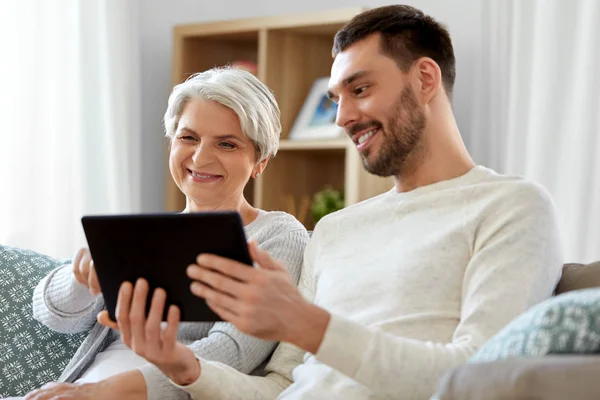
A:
[102,229,310,399]
[32,260,104,333]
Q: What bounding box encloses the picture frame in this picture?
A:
[289,77,344,140]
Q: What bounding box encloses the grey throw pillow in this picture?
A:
[471,288,600,363]
[0,244,86,397]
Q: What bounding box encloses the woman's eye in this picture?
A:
[180,136,196,142]
[219,142,236,149]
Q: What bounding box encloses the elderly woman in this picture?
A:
[26,67,309,400]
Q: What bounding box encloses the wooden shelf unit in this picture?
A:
[166,8,394,228]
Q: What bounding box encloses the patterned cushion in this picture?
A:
[471,288,600,363]
[0,245,86,397]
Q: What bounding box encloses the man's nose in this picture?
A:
[335,98,360,129]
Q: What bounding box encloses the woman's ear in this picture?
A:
[253,156,270,178]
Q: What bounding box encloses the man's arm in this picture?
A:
[175,341,303,400]
[172,238,317,399]
[305,184,563,398]
[190,184,562,399]
[96,309,305,400]
[137,321,279,400]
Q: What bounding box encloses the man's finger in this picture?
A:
[207,301,241,325]
[187,265,246,297]
[248,240,286,272]
[194,254,255,282]
[191,281,241,315]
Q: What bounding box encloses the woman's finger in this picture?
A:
[145,288,166,349]
[129,278,150,353]
[115,281,134,346]
[80,251,92,283]
[97,310,119,330]
[88,260,101,295]
[72,248,86,285]
[24,383,63,400]
[161,305,180,352]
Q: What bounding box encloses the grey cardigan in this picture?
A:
[33,211,309,400]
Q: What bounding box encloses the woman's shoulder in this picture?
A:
[253,210,307,233]
[249,211,309,278]
[245,210,308,241]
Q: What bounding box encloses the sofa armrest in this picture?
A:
[433,356,600,400]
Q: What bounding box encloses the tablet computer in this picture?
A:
[81,211,252,322]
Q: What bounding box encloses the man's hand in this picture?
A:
[97,279,201,386]
[72,248,101,296]
[188,240,331,353]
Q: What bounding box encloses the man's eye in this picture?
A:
[353,86,369,96]
[180,136,196,142]
[219,142,236,149]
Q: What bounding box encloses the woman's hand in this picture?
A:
[72,248,101,296]
[97,279,201,386]
[24,382,107,400]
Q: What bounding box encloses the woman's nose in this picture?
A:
[191,143,215,165]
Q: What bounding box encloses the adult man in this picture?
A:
[29,5,563,400]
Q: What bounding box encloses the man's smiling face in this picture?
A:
[328,33,426,177]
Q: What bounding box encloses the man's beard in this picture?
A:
[357,86,426,177]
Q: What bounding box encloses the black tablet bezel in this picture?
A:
[81,211,252,322]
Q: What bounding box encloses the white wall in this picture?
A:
[138,0,484,212]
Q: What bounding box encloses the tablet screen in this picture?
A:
[81,211,252,322]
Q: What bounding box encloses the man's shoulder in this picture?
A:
[474,170,554,209]
[310,189,392,239]
[322,189,392,220]
[466,170,557,226]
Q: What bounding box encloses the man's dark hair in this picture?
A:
[333,5,456,98]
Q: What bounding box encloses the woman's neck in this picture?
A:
[183,198,259,226]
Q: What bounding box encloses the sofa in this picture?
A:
[0,245,87,398]
[1,242,599,398]
[434,260,600,400]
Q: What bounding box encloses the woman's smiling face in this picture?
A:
[169,99,261,209]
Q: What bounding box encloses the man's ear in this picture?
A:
[413,57,442,104]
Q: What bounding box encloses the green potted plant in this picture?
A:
[311,186,344,224]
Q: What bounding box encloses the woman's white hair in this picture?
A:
[164,66,281,161]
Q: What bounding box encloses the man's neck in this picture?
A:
[393,158,475,193]
[393,126,475,193]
